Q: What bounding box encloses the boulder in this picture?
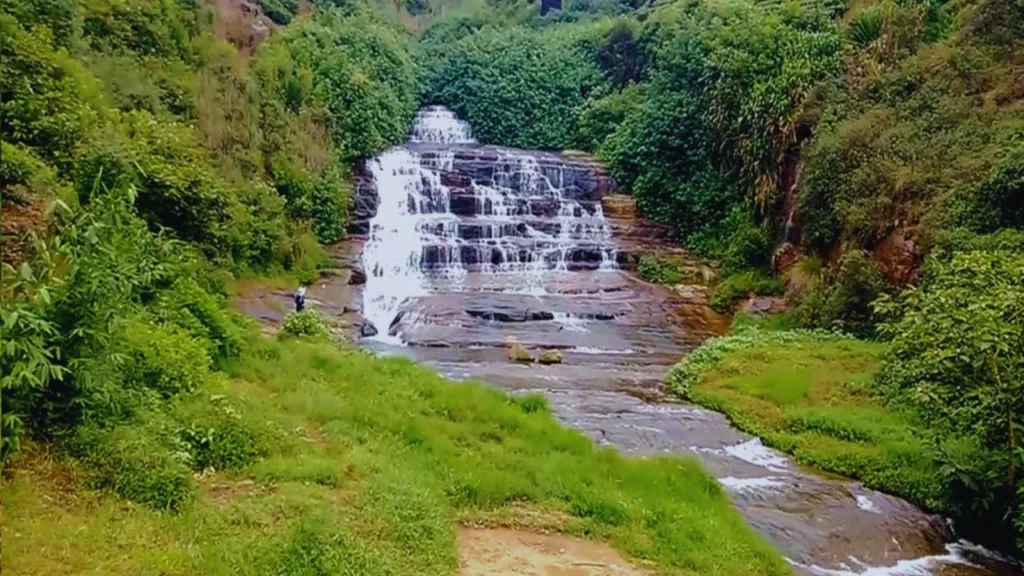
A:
[360,322,378,338]
[508,344,535,363]
[872,230,919,284]
[348,266,367,285]
[538,350,564,365]
[740,296,788,315]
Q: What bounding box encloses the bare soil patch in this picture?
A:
[458,527,646,576]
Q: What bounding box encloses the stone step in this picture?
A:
[419,239,618,269]
[448,190,602,218]
[418,216,612,241]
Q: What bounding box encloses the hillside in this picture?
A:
[2,0,1023,572]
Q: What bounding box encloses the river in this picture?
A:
[322,106,1022,575]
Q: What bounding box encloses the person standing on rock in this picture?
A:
[294,286,307,312]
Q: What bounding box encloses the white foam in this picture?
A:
[856,494,882,514]
[723,439,790,471]
[719,476,786,493]
[786,542,981,575]
[409,106,475,143]
[552,312,589,332]
[569,346,637,355]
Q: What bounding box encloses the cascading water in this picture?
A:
[360,106,619,338]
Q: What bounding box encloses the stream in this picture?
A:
[320,107,1022,575]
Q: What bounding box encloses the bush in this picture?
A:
[176,395,263,471]
[116,317,213,399]
[710,271,785,313]
[688,205,772,276]
[793,250,885,337]
[636,255,683,284]
[71,422,194,510]
[875,250,1024,552]
[281,310,331,340]
[508,344,535,363]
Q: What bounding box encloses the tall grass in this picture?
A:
[2,337,789,576]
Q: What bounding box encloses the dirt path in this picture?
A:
[458,527,646,576]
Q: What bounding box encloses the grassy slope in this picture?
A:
[671,328,949,511]
[3,337,788,576]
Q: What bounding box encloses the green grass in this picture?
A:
[2,337,788,576]
[668,328,950,512]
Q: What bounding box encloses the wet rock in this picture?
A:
[348,267,367,285]
[772,242,800,275]
[873,229,919,284]
[388,311,405,336]
[601,195,637,219]
[440,171,471,187]
[466,309,555,323]
[740,296,788,315]
[360,322,378,338]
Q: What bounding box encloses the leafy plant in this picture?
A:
[636,255,682,284]
[710,270,785,313]
[794,250,885,337]
[875,250,1024,550]
[281,310,331,340]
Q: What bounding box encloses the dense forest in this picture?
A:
[1,0,1022,572]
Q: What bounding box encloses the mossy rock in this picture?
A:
[538,350,563,365]
[508,344,535,363]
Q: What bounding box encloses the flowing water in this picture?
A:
[357,106,1022,575]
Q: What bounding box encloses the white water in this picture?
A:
[857,494,883,514]
[719,476,786,493]
[409,106,476,143]
[361,107,619,338]
[786,541,1020,575]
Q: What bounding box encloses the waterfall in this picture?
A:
[360,107,618,341]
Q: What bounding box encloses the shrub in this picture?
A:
[508,344,535,363]
[513,393,550,414]
[121,318,213,398]
[710,271,785,313]
[538,350,564,365]
[151,277,248,363]
[875,250,1024,552]
[688,205,772,276]
[71,422,194,510]
[636,255,682,284]
[176,396,263,471]
[281,310,331,340]
[793,250,885,337]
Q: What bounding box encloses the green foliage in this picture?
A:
[688,205,772,275]
[256,0,295,25]
[176,395,263,471]
[636,254,683,284]
[71,421,194,510]
[794,250,886,337]
[799,0,1024,255]
[874,250,1024,550]
[668,326,845,397]
[422,22,606,149]
[0,13,102,170]
[281,310,332,341]
[710,270,785,313]
[267,10,417,162]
